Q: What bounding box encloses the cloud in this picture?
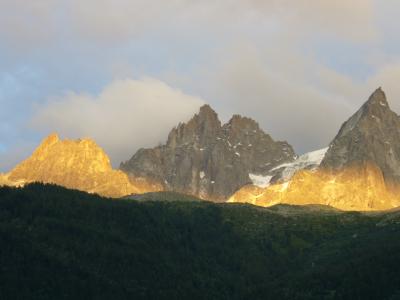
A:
[0,0,378,49]
[191,42,400,155]
[276,0,377,42]
[199,46,352,154]
[0,0,56,50]
[70,0,376,42]
[32,78,204,166]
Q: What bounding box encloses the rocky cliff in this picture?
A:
[321,87,400,189]
[5,134,161,198]
[121,105,296,201]
[230,88,400,211]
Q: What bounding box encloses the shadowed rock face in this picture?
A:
[229,88,400,211]
[120,105,296,201]
[321,87,400,187]
[222,115,295,175]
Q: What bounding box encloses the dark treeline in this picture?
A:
[0,184,400,299]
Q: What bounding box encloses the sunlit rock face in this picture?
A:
[0,174,12,186]
[230,88,400,211]
[6,134,161,198]
[229,163,399,211]
[121,105,296,201]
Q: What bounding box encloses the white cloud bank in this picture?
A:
[32,78,204,166]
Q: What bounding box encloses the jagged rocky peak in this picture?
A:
[190,104,220,129]
[223,114,296,174]
[167,104,221,148]
[9,133,113,182]
[229,88,400,211]
[6,134,161,198]
[362,87,390,113]
[199,103,219,118]
[43,132,60,143]
[224,114,264,141]
[121,104,296,201]
[188,104,220,132]
[321,87,400,184]
[226,114,260,129]
[36,132,60,149]
[223,115,263,144]
[222,113,293,151]
[19,133,111,175]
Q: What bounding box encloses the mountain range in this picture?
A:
[1,87,400,211]
[120,104,295,201]
[230,88,400,210]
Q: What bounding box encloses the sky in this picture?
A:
[1,0,400,171]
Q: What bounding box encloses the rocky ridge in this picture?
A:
[230,88,400,211]
[4,134,161,198]
[321,87,400,188]
[121,105,296,201]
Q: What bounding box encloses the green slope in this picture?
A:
[125,191,203,202]
[0,184,400,300]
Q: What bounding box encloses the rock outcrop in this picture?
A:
[230,162,399,211]
[321,87,400,189]
[230,88,400,211]
[5,134,161,198]
[121,105,296,201]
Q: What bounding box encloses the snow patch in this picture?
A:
[249,174,273,188]
[271,147,329,182]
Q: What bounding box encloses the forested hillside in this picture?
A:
[1,184,400,299]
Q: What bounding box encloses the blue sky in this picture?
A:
[1,0,400,171]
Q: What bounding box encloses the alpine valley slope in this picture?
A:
[1,134,161,198]
[120,105,296,201]
[229,88,400,211]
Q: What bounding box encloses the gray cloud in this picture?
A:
[32,78,204,166]
[198,48,352,154]
[0,0,377,49]
[181,43,400,155]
